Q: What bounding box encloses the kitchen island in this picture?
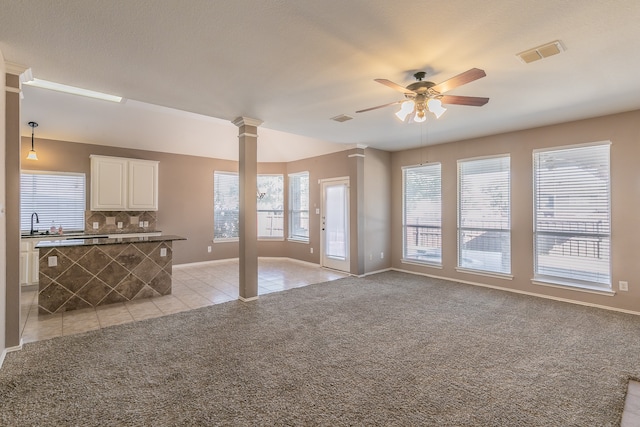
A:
[36,234,186,314]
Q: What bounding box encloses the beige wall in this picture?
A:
[285,149,359,266]
[20,138,360,269]
[20,108,639,313]
[364,148,392,273]
[391,109,640,313]
[21,138,237,264]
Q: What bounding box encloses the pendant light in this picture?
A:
[26,121,38,160]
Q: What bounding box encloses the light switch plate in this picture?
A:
[117,221,123,228]
[143,221,149,227]
[92,222,99,229]
[160,248,167,257]
[48,256,57,267]
[139,221,144,227]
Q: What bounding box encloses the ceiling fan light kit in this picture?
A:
[357,68,489,123]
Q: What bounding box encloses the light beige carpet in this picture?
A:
[1,271,638,426]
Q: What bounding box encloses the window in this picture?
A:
[288,172,309,241]
[214,171,239,241]
[458,156,511,275]
[257,174,284,239]
[403,163,442,265]
[533,143,610,289]
[20,171,86,233]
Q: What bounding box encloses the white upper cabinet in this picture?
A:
[128,159,159,210]
[91,155,159,211]
[91,156,128,210]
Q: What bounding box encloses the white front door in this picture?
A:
[320,178,350,273]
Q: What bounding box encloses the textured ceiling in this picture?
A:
[1,1,640,161]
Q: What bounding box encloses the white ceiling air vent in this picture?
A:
[516,40,565,64]
[330,114,353,123]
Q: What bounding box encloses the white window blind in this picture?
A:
[213,172,239,241]
[20,171,86,233]
[257,174,284,239]
[288,172,309,241]
[458,156,511,274]
[533,143,611,288]
[403,163,442,265]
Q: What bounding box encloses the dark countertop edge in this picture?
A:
[22,231,163,239]
[35,235,186,248]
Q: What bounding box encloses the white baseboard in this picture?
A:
[0,339,24,370]
[174,258,240,269]
[392,268,640,317]
[175,257,322,269]
[359,267,393,278]
[238,295,258,303]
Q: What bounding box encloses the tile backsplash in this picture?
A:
[85,211,157,234]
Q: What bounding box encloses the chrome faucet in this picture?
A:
[30,212,40,235]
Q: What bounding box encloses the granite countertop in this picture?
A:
[35,234,186,248]
[21,231,90,239]
[22,231,163,240]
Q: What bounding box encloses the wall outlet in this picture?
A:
[48,256,57,267]
[207,246,212,253]
[139,221,144,227]
[117,221,123,229]
[310,247,314,254]
[92,222,99,229]
[160,247,167,257]
[619,281,629,291]
[143,221,149,227]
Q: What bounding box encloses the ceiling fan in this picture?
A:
[356,68,489,122]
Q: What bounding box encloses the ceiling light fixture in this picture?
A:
[427,99,447,119]
[395,96,446,123]
[26,121,38,160]
[395,100,415,121]
[359,69,488,122]
[23,78,123,103]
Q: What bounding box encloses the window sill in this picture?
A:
[258,237,285,242]
[455,267,513,280]
[287,238,309,244]
[401,259,442,269]
[532,278,615,296]
[213,238,239,243]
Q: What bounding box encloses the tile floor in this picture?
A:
[20,258,347,344]
[622,380,640,426]
[18,259,640,423]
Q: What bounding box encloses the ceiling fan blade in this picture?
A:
[374,79,416,94]
[356,100,404,113]
[431,68,486,94]
[440,95,489,106]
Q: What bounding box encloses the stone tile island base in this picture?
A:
[37,235,185,314]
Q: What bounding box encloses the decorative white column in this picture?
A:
[232,117,262,302]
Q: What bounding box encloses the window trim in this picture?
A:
[20,169,87,233]
[213,171,239,243]
[532,141,612,290]
[287,171,310,243]
[257,173,284,240]
[401,162,442,267]
[457,154,511,276]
